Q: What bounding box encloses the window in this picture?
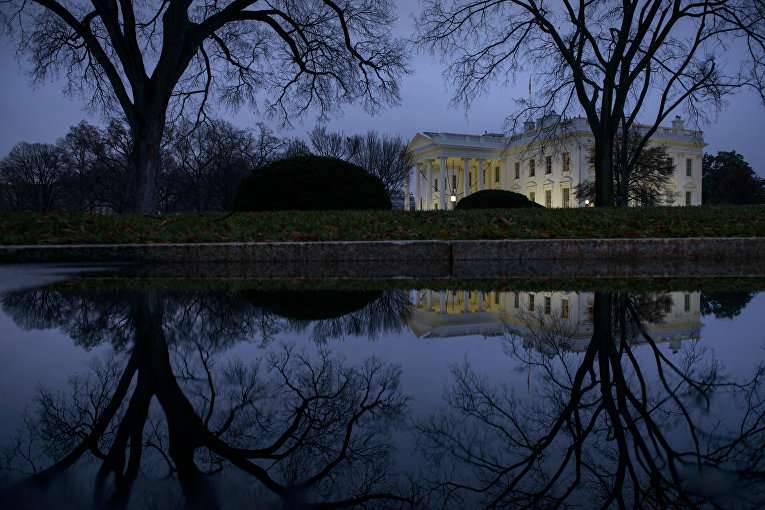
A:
[561,299,569,319]
[562,188,570,208]
[494,292,500,305]
[529,191,536,203]
[515,162,520,179]
[468,172,472,187]
[514,293,519,308]
[529,159,536,177]
[545,189,552,208]
[495,167,500,183]
[544,296,551,314]
[528,294,535,312]
[664,300,672,313]
[684,294,691,312]
[563,152,571,172]
[686,158,693,177]
[545,156,552,174]
[452,175,457,190]
[665,190,675,205]
[434,178,438,192]
[685,191,692,206]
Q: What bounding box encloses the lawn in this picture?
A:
[0,206,763,245]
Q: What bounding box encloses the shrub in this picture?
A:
[234,155,391,211]
[455,189,543,210]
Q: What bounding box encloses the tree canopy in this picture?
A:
[703,150,765,204]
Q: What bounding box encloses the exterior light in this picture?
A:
[450,194,457,203]
[584,199,591,206]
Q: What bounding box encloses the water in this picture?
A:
[1,266,764,509]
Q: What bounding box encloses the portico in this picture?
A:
[405,132,507,210]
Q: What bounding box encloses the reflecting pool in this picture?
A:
[1,267,765,509]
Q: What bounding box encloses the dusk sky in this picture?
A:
[1,1,764,175]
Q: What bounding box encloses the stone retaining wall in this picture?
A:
[0,238,763,265]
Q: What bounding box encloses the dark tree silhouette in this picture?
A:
[309,127,414,198]
[416,1,759,206]
[577,131,676,207]
[1,0,408,213]
[0,286,413,509]
[701,291,756,319]
[417,292,765,508]
[703,151,765,205]
[0,143,70,213]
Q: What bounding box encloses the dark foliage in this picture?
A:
[242,290,382,321]
[234,155,392,211]
[455,189,543,210]
[703,151,765,205]
[701,291,756,319]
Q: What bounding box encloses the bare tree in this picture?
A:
[309,127,413,197]
[0,142,70,212]
[165,120,282,211]
[1,1,408,213]
[416,1,758,206]
[577,131,676,206]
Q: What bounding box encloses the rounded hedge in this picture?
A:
[234,155,391,211]
[455,189,543,210]
[241,290,382,321]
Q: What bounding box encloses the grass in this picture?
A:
[0,205,764,245]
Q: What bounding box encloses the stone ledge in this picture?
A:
[0,238,763,266]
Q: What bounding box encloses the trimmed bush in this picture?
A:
[234,155,391,211]
[455,189,543,210]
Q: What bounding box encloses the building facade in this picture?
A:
[408,289,701,354]
[405,116,705,210]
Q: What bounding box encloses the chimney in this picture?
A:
[672,115,684,131]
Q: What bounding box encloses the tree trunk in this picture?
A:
[129,120,164,214]
[594,138,615,207]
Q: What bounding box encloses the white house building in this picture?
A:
[405,115,705,210]
[408,289,701,354]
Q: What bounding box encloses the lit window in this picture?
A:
[561,299,569,319]
[686,158,692,177]
[529,159,535,177]
[563,152,571,172]
[562,188,570,208]
[528,294,535,312]
[545,156,552,174]
[515,162,520,179]
[544,296,551,314]
[545,190,552,208]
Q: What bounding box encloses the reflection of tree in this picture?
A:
[0,287,411,509]
[242,289,411,344]
[701,291,755,319]
[418,292,765,508]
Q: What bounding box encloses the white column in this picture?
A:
[478,291,485,311]
[425,163,432,210]
[463,158,470,198]
[414,165,421,211]
[439,157,447,210]
[477,159,484,192]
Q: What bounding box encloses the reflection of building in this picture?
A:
[408,290,702,353]
[406,115,704,210]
